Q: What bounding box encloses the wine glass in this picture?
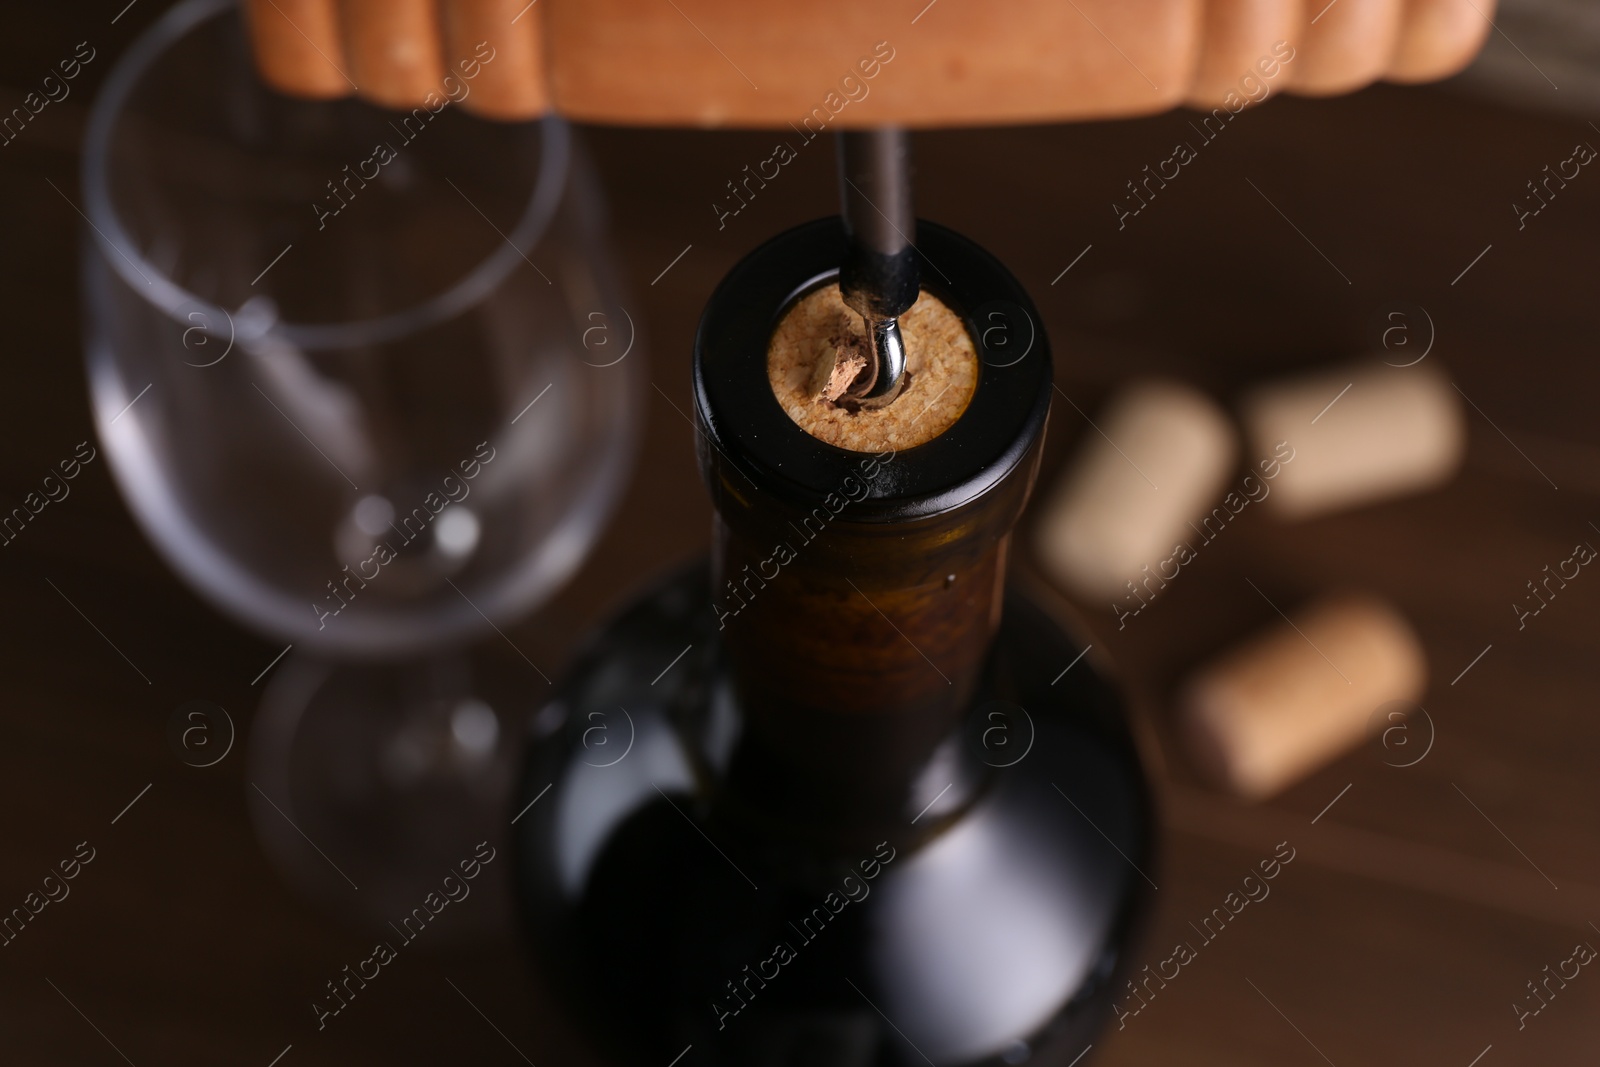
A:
[81,0,641,935]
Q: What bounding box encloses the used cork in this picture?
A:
[766,283,977,452]
[1240,361,1465,521]
[1033,379,1239,602]
[1178,593,1427,800]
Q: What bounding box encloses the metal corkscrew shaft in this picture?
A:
[837,128,919,400]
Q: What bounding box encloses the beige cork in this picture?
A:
[766,284,978,453]
[1178,593,1427,800]
[1240,362,1465,521]
[1033,378,1239,602]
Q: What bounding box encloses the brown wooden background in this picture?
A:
[3,3,1598,1064]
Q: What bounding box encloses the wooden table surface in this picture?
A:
[4,5,1599,1065]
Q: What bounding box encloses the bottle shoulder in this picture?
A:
[512,559,1154,1067]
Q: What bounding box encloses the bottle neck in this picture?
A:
[689,217,1054,845]
[710,441,1042,839]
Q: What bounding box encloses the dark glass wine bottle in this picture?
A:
[513,219,1153,1067]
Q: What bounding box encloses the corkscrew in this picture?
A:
[836,128,918,402]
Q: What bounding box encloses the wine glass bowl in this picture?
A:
[83,0,638,659]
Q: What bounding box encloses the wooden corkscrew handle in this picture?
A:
[243,0,1493,123]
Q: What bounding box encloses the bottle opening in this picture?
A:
[766,279,979,452]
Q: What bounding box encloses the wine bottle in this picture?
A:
[513,218,1153,1067]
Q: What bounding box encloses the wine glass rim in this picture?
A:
[81,0,571,351]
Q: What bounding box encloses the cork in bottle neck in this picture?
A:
[692,218,1052,832]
